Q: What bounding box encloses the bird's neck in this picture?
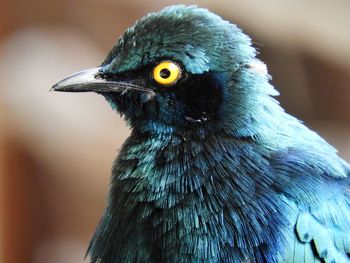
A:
[101,128,288,260]
[112,128,256,201]
[130,119,229,142]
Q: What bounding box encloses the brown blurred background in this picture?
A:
[0,0,349,262]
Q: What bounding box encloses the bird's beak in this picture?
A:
[51,67,132,93]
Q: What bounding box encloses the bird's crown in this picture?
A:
[102,5,256,75]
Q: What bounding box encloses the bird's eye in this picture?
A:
[153,61,181,85]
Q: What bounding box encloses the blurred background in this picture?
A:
[0,0,349,262]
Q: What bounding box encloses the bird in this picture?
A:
[52,5,350,263]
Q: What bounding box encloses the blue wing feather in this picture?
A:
[271,148,350,263]
[283,179,350,262]
[295,211,350,262]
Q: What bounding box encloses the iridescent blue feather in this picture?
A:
[59,5,350,263]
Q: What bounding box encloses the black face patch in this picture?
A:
[99,62,225,129]
[171,72,224,124]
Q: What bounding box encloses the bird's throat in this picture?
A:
[88,129,289,262]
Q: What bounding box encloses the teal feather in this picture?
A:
[52,4,350,263]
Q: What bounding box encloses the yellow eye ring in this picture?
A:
[153,61,181,86]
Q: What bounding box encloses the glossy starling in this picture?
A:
[52,5,350,263]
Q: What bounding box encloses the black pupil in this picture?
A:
[160,68,171,79]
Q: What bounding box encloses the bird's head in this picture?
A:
[53,5,279,137]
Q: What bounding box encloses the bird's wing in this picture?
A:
[267,146,350,263]
[279,194,350,263]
